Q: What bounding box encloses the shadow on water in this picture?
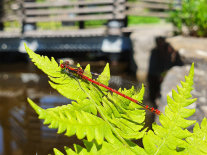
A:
[0,65,84,155]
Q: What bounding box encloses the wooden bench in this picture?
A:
[22,0,127,37]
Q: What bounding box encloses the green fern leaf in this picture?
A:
[142,63,197,154]
[183,118,207,154]
[96,63,110,87]
[27,98,116,144]
[25,43,61,78]
[53,148,64,155]
[54,140,146,155]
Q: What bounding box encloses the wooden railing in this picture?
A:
[22,0,125,29]
[23,0,125,22]
[0,0,181,38]
[126,0,180,18]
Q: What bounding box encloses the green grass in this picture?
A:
[3,16,161,31]
[36,20,107,29]
[3,21,21,31]
[84,20,107,28]
[36,22,62,30]
[128,16,161,25]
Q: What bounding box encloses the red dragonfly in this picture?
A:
[60,61,161,115]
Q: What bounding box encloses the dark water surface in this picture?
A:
[0,61,154,155]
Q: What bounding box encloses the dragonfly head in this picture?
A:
[60,61,70,69]
[60,63,65,69]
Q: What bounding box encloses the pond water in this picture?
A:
[0,61,154,155]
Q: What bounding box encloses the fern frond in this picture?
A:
[142,63,197,154]
[53,140,146,155]
[183,118,207,154]
[25,45,147,145]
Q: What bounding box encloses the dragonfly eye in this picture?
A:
[60,64,65,68]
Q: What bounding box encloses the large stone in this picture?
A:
[167,36,207,70]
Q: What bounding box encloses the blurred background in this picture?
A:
[1,0,207,154]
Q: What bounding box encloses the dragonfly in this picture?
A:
[60,61,161,115]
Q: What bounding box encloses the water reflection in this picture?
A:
[0,71,81,155]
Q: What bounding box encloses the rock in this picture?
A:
[167,36,207,70]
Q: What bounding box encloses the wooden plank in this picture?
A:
[23,0,115,8]
[23,28,106,37]
[125,10,169,18]
[138,0,179,4]
[114,0,126,5]
[25,6,125,16]
[25,6,114,16]
[25,14,125,23]
[126,2,170,10]
[125,0,179,18]
[1,16,22,21]
[0,31,21,37]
